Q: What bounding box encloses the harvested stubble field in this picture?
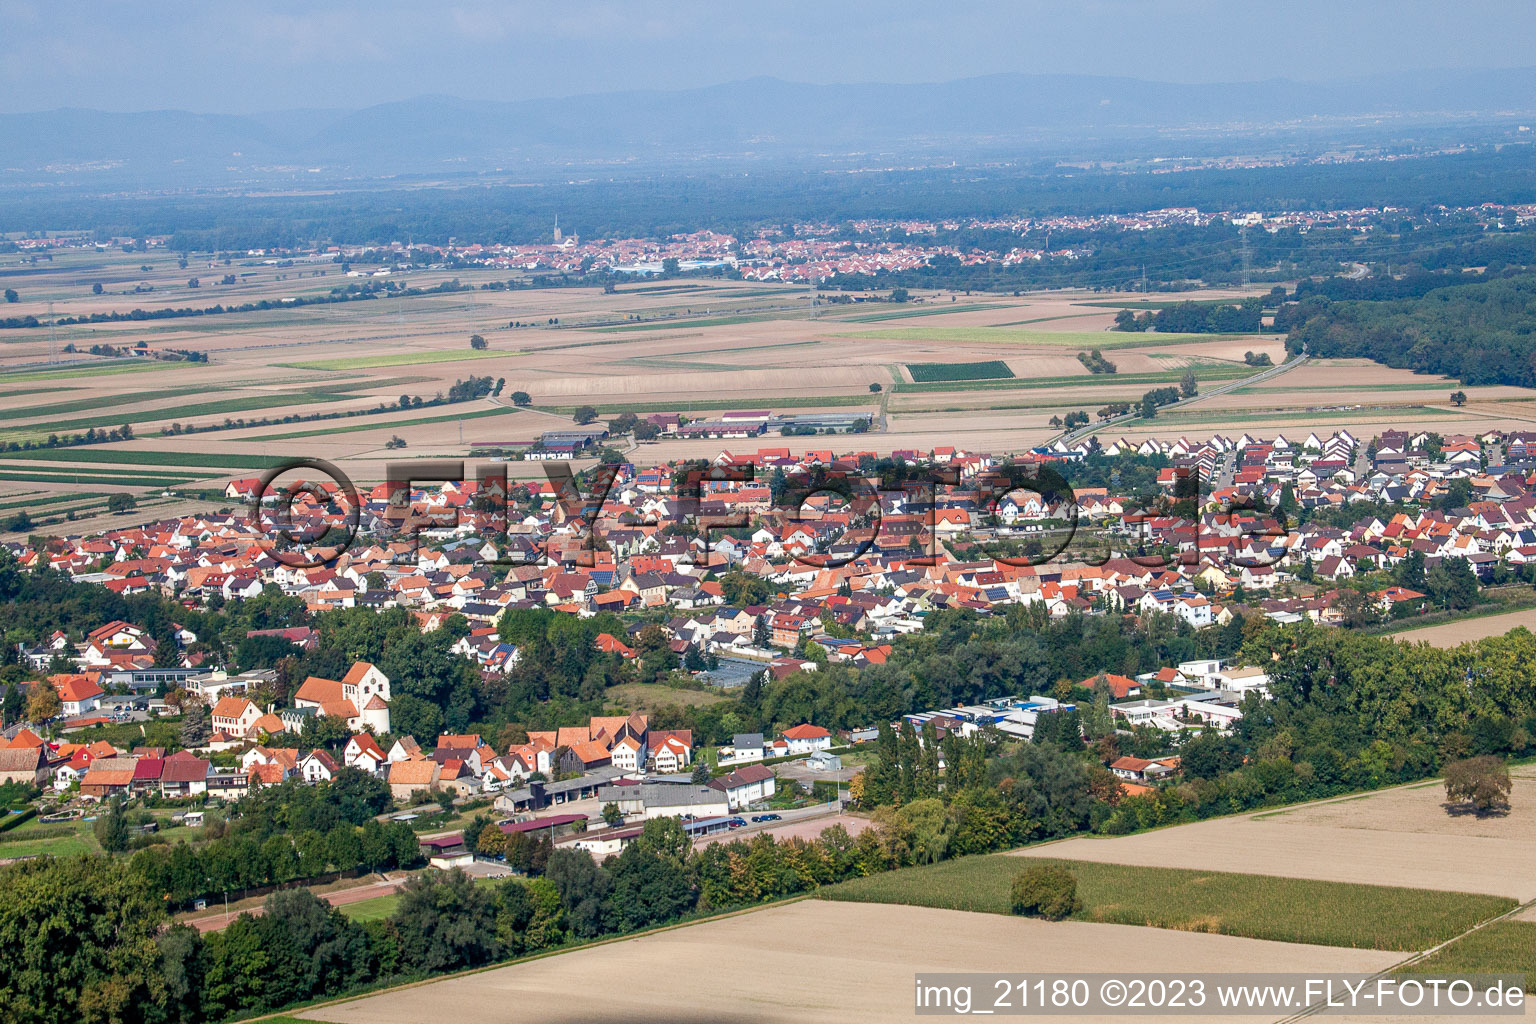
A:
[1014,774,1536,901]
[1387,608,1536,646]
[295,900,1403,1024]
[821,856,1510,951]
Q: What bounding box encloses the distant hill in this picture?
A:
[5,69,1536,185]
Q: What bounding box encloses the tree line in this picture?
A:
[1282,270,1536,387]
[0,796,1056,1024]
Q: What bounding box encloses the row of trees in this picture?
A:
[2,795,1053,1024]
[1076,349,1116,373]
[1112,298,1263,333]
[129,772,415,907]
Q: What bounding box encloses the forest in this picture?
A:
[1282,269,1536,387]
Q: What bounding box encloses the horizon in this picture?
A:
[4,0,1536,114]
[7,65,1536,118]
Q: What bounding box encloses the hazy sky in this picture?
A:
[4,0,1533,113]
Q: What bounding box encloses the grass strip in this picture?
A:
[277,349,515,371]
[237,404,516,441]
[835,328,1242,348]
[0,471,195,487]
[0,386,215,423]
[831,302,997,322]
[338,878,498,924]
[0,450,280,470]
[0,391,361,438]
[1145,404,1467,428]
[582,312,802,333]
[538,394,878,415]
[0,386,75,400]
[819,855,1515,951]
[0,360,187,384]
[892,365,1252,394]
[0,491,108,511]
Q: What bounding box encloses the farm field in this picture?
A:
[905,359,1014,382]
[836,327,1228,348]
[294,900,1404,1024]
[1404,922,1536,991]
[602,682,731,711]
[820,856,1513,950]
[1,249,1533,516]
[276,348,514,370]
[1385,607,1536,647]
[1013,771,1536,901]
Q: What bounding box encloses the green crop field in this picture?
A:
[1230,382,1438,395]
[832,302,997,322]
[0,389,369,439]
[0,386,75,401]
[719,286,811,298]
[820,856,1514,951]
[892,364,1253,394]
[1401,921,1536,991]
[0,491,109,511]
[540,394,878,415]
[0,449,280,470]
[241,404,517,441]
[907,360,1016,382]
[1146,404,1466,429]
[277,349,514,371]
[0,360,181,384]
[0,818,98,858]
[992,312,1107,327]
[0,460,199,479]
[0,471,195,487]
[836,328,1234,348]
[0,386,216,423]
[1078,298,1258,310]
[584,312,797,333]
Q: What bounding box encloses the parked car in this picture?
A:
[726,817,747,828]
[750,813,782,823]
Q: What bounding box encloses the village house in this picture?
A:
[388,758,441,800]
[210,696,262,738]
[708,763,777,811]
[779,723,833,755]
